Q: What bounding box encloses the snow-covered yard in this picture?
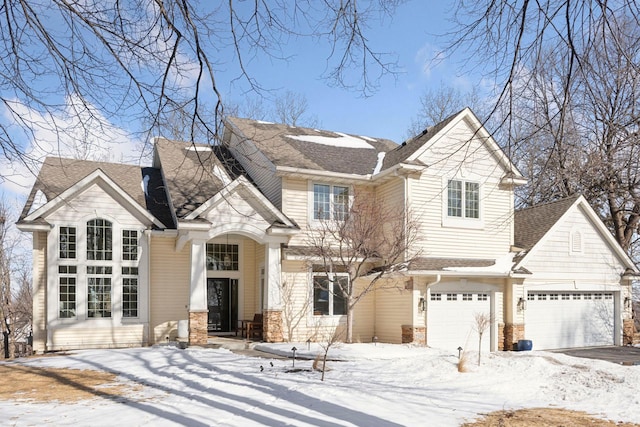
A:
[1,343,639,426]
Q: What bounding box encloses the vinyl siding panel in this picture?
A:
[281,177,309,247]
[374,284,414,344]
[227,132,282,208]
[150,235,190,342]
[32,231,47,353]
[281,260,313,342]
[241,238,258,318]
[409,119,514,259]
[521,206,626,284]
[49,325,146,350]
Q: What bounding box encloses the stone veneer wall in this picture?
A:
[401,325,426,345]
[189,311,208,346]
[498,323,505,351]
[263,310,283,343]
[503,323,525,351]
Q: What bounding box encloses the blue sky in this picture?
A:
[218,1,475,141]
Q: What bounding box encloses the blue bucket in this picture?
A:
[517,340,533,351]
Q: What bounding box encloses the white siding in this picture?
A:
[374,284,413,344]
[281,177,308,247]
[150,235,190,342]
[227,132,282,208]
[32,231,47,353]
[42,183,152,350]
[521,205,627,284]
[409,119,514,259]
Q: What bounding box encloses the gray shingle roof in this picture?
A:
[408,257,496,271]
[514,195,581,251]
[225,117,398,175]
[19,157,173,228]
[153,138,228,219]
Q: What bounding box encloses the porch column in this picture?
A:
[263,242,283,342]
[189,240,208,345]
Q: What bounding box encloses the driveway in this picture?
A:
[554,346,640,365]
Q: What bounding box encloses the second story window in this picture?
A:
[447,180,479,219]
[313,184,349,221]
[87,219,112,260]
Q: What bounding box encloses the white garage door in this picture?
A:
[427,292,491,352]
[525,291,615,349]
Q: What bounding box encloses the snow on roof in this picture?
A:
[28,190,47,215]
[286,132,375,149]
[443,252,516,274]
[372,152,386,175]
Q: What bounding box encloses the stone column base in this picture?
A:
[402,325,426,345]
[498,323,505,351]
[263,310,283,343]
[623,319,635,345]
[504,323,525,351]
[189,311,208,346]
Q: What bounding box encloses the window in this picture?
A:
[561,293,570,300]
[87,266,112,318]
[538,293,547,300]
[604,293,613,300]
[594,293,603,300]
[122,267,139,318]
[87,219,112,260]
[431,293,442,301]
[550,293,559,300]
[477,293,488,301]
[447,293,457,301]
[462,293,473,301]
[122,230,138,261]
[206,243,239,270]
[59,227,76,259]
[527,293,535,301]
[313,274,348,316]
[59,266,77,318]
[447,180,479,219]
[572,294,581,300]
[584,293,592,300]
[313,184,349,220]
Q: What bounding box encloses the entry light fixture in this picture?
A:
[517,297,526,311]
[624,296,631,310]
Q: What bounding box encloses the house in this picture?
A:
[17,108,637,353]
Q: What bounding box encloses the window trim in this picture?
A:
[58,226,77,260]
[58,265,77,319]
[312,272,349,317]
[309,182,352,223]
[442,177,484,229]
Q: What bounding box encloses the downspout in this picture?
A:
[423,274,442,347]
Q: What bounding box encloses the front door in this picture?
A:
[207,278,238,333]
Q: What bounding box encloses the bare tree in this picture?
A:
[312,323,345,382]
[406,83,482,139]
[0,1,401,185]
[473,312,491,366]
[307,190,421,343]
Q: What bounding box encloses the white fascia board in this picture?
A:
[176,221,211,231]
[407,269,513,278]
[16,222,52,232]
[24,169,165,229]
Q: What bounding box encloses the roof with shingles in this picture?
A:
[514,195,581,251]
[19,157,174,228]
[153,138,229,219]
[408,257,496,271]
[225,117,398,175]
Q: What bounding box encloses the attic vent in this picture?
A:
[570,230,583,253]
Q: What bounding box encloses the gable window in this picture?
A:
[122,230,138,261]
[313,274,348,316]
[447,180,479,219]
[122,267,138,318]
[313,184,349,221]
[87,219,112,260]
[59,265,77,318]
[87,266,112,318]
[59,227,76,259]
[206,243,239,270]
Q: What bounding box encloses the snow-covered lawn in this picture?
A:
[1,343,639,426]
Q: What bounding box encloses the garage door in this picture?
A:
[427,292,491,352]
[525,291,615,349]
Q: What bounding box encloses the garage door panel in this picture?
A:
[525,291,614,349]
[427,292,491,352]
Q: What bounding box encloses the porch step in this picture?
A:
[207,336,257,351]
